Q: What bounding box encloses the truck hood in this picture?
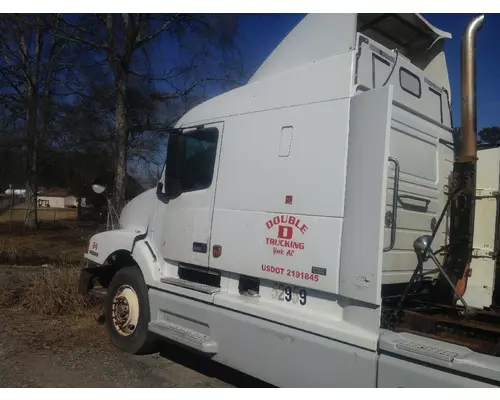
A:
[119,188,156,232]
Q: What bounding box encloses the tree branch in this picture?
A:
[133,14,183,50]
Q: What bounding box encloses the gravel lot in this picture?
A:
[0,299,268,388]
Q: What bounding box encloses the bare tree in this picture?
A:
[0,14,66,227]
[57,13,244,215]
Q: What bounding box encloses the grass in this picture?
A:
[0,221,97,265]
[0,218,105,355]
[0,206,77,223]
[0,265,92,316]
[0,220,102,317]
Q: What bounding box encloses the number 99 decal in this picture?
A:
[272,283,307,305]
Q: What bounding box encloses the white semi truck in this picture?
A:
[80,13,500,387]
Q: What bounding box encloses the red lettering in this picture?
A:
[266,237,304,251]
[273,247,284,255]
[266,215,309,235]
[278,225,293,239]
[262,264,286,275]
[264,266,279,274]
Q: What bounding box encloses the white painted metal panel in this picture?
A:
[210,99,351,295]
[382,106,452,284]
[378,354,496,387]
[339,85,393,305]
[213,99,351,218]
[149,288,378,388]
[379,329,500,385]
[249,14,357,84]
[356,36,450,129]
[463,147,500,308]
[210,209,342,294]
[176,52,355,128]
[355,37,454,284]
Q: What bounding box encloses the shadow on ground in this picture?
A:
[156,342,274,388]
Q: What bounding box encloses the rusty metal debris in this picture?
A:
[394,306,500,356]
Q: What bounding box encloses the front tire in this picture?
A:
[104,266,157,355]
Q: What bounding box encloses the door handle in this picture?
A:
[398,194,430,213]
[192,242,208,254]
[384,156,400,252]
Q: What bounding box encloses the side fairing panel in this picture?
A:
[339,86,394,305]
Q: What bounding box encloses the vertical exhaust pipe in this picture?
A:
[458,14,484,163]
[434,14,484,305]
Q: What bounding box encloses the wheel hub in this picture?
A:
[111,285,139,336]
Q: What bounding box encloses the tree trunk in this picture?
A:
[24,93,38,229]
[76,197,81,220]
[113,74,128,217]
[22,21,42,229]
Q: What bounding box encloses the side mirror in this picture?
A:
[91,178,106,195]
[165,133,185,199]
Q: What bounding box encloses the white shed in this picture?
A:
[38,188,78,208]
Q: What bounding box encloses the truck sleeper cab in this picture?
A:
[81,13,500,387]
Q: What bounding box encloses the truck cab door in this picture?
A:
[153,122,223,267]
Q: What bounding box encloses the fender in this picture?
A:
[83,227,161,287]
[84,228,143,265]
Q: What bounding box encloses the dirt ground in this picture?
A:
[0,222,270,388]
[0,305,268,388]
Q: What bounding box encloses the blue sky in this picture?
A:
[236,13,499,130]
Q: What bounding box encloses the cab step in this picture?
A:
[160,277,220,294]
[148,320,218,354]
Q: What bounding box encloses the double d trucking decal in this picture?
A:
[262,214,320,283]
[265,215,307,257]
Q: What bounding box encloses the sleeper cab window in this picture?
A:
[399,67,421,98]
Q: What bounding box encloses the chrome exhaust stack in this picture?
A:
[434,14,484,305]
[458,14,484,163]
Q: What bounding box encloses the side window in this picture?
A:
[428,86,444,124]
[181,128,219,192]
[399,67,421,98]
